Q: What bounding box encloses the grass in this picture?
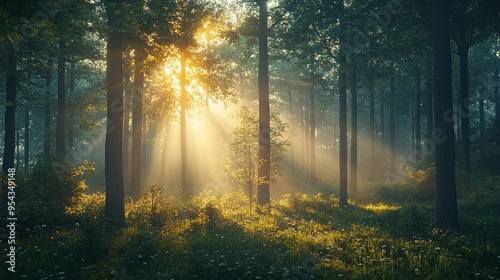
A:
[1,177,500,280]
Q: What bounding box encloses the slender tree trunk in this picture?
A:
[349,72,358,197]
[380,99,385,145]
[338,0,348,206]
[161,126,168,185]
[310,80,316,183]
[479,89,485,136]
[105,0,125,226]
[426,78,433,155]
[24,108,30,175]
[458,29,471,193]
[16,125,20,171]
[456,90,461,144]
[44,57,53,155]
[495,65,499,127]
[68,61,76,163]
[389,75,396,177]
[414,66,422,163]
[432,0,459,230]
[288,89,294,173]
[369,82,375,181]
[256,0,271,207]
[131,48,144,200]
[142,117,147,174]
[3,47,16,182]
[56,39,66,157]
[180,51,188,192]
[304,105,310,178]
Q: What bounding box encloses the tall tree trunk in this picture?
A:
[458,29,471,193]
[304,105,310,178]
[338,0,348,206]
[256,0,271,207]
[288,89,294,173]
[389,75,396,177]
[131,48,144,200]
[123,65,131,195]
[369,82,375,181]
[349,72,358,197]
[479,89,485,136]
[495,65,499,135]
[16,125,20,171]
[142,117,147,174]
[426,78,433,155]
[56,39,66,157]
[44,56,53,155]
[180,50,188,192]
[105,0,125,226]
[380,99,385,145]
[68,61,76,163]
[456,89,461,144]
[432,0,459,230]
[414,66,422,163]
[24,108,30,175]
[309,79,316,183]
[3,47,16,182]
[301,107,306,171]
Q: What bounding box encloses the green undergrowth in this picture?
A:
[1,176,499,280]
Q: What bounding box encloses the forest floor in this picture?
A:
[2,174,500,279]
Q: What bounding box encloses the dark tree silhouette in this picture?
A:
[432,0,459,230]
[104,0,125,226]
[256,0,271,207]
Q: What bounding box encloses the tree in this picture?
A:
[338,0,348,206]
[223,106,288,214]
[255,0,271,207]
[104,0,125,226]
[349,71,358,197]
[432,0,459,230]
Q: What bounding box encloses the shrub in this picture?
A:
[17,156,94,227]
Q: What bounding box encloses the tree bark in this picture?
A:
[56,39,66,158]
[105,0,125,226]
[414,66,422,163]
[380,98,385,145]
[24,108,30,175]
[458,28,471,193]
[288,89,294,173]
[123,65,131,195]
[180,50,188,192]
[389,75,396,177]
[432,0,459,230]
[3,47,16,181]
[479,89,485,136]
[131,48,144,200]
[309,75,316,183]
[495,65,499,134]
[426,78,433,155]
[256,0,271,207]
[68,61,76,163]
[338,0,348,206]
[349,72,358,197]
[369,82,375,181]
[304,105,310,178]
[44,56,53,155]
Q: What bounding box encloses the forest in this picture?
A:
[0,0,499,279]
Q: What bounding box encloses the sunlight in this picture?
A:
[144,101,239,194]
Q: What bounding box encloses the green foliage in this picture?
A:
[222,106,289,210]
[17,156,94,227]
